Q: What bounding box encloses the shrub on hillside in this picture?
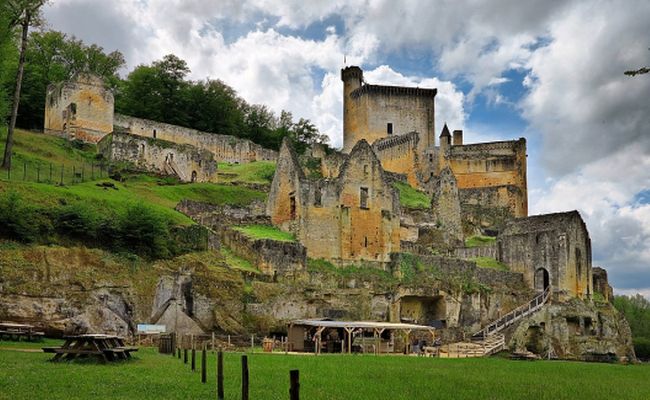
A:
[0,191,51,242]
[117,203,172,259]
[55,203,102,240]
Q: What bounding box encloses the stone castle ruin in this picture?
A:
[39,69,634,361]
[44,73,277,183]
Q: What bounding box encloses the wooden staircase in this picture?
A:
[439,287,551,358]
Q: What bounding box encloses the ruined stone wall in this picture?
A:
[268,139,401,264]
[372,132,421,187]
[454,244,498,260]
[44,74,113,143]
[220,227,306,277]
[432,167,463,245]
[114,114,277,163]
[592,267,614,302]
[445,139,527,218]
[497,211,593,300]
[98,132,218,183]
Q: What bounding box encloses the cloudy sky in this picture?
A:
[43,0,650,297]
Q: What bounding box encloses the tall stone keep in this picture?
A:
[44,73,114,143]
[341,66,436,156]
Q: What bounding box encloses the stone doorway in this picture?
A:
[535,268,550,292]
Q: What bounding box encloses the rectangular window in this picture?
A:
[387,123,393,135]
[314,187,322,207]
[360,187,369,209]
[290,196,296,219]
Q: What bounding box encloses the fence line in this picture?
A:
[0,160,110,186]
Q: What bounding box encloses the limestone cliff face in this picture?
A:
[509,300,636,362]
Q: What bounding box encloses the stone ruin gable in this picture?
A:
[431,167,463,246]
[444,138,528,218]
[592,267,614,302]
[497,211,593,301]
[98,131,218,183]
[331,140,401,263]
[44,73,114,143]
[113,114,277,164]
[371,131,423,188]
[341,66,437,155]
[267,137,307,233]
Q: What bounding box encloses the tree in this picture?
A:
[14,30,124,129]
[2,0,48,170]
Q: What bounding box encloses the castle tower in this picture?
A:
[438,123,451,171]
[341,66,364,153]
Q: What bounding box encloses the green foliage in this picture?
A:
[233,225,296,242]
[465,235,497,248]
[613,294,650,359]
[307,258,396,287]
[117,203,172,259]
[633,337,650,360]
[0,190,51,242]
[2,347,650,400]
[470,256,509,271]
[12,30,125,130]
[393,181,430,210]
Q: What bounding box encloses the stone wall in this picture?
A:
[44,73,114,143]
[498,211,593,300]
[432,167,463,245]
[115,114,277,164]
[592,267,614,302]
[372,132,422,187]
[444,138,527,218]
[454,244,498,260]
[98,132,218,183]
[220,227,306,277]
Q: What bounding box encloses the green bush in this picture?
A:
[633,337,650,360]
[0,191,51,242]
[55,203,102,240]
[117,203,172,259]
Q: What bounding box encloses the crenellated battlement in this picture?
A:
[350,84,437,99]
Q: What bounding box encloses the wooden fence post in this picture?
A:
[177,347,181,359]
[184,348,188,364]
[191,348,196,372]
[217,349,224,400]
[289,370,300,400]
[241,354,249,400]
[201,346,207,383]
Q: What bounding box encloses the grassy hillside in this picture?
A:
[0,347,648,400]
[393,181,430,210]
[0,128,268,257]
[217,161,276,185]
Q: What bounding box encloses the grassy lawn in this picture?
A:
[0,347,648,400]
[471,256,509,271]
[465,235,497,248]
[217,161,276,185]
[393,181,430,210]
[233,225,296,242]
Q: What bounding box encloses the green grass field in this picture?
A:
[0,344,648,400]
[471,256,509,271]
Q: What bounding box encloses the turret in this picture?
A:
[341,66,364,152]
[452,129,463,146]
[439,123,451,170]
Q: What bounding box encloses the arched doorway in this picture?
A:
[191,171,197,182]
[534,268,550,292]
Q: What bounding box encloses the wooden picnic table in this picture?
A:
[0,322,45,341]
[43,334,138,362]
